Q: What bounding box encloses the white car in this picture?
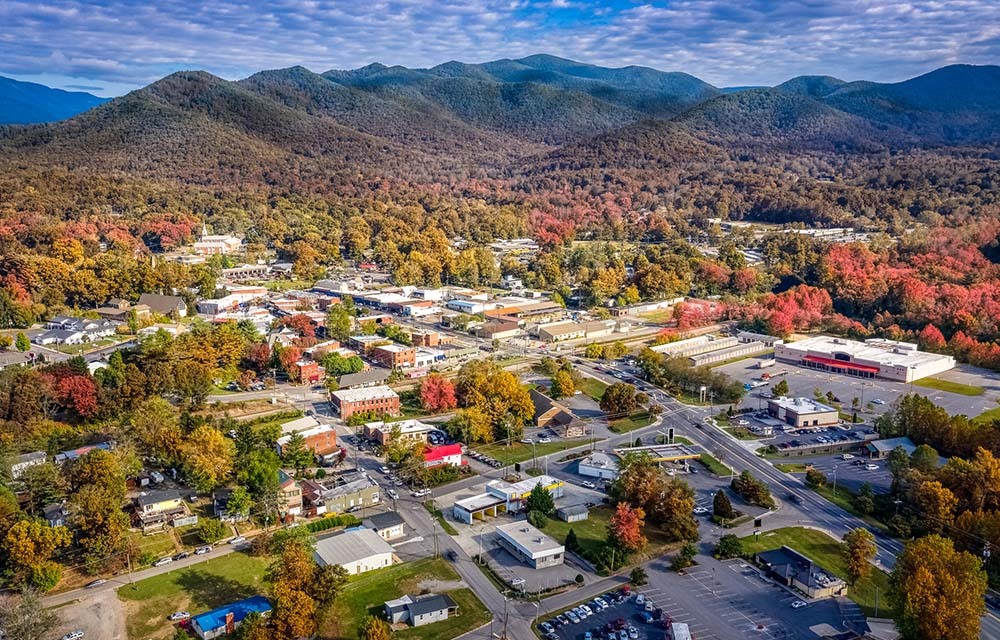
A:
[693,507,709,515]
[379,466,390,474]
[791,600,808,609]
[520,438,534,444]
[61,632,85,640]
[581,480,596,489]
[386,489,399,499]
[538,437,551,443]
[153,557,173,567]
[168,611,191,621]
[841,453,855,460]
[872,399,885,405]
[565,610,580,623]
[635,594,645,606]
[229,536,247,545]
[195,545,212,555]
[865,464,879,471]
[628,626,639,639]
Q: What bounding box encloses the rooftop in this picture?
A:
[365,419,434,435]
[579,451,619,470]
[376,344,414,353]
[192,596,271,633]
[866,436,917,455]
[782,335,954,369]
[487,475,562,497]
[407,593,457,616]
[314,527,394,566]
[364,511,406,530]
[338,368,392,387]
[496,521,564,557]
[276,423,336,446]
[332,385,399,403]
[768,396,838,414]
[279,415,322,436]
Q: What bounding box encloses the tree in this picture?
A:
[456,361,533,440]
[610,452,663,511]
[912,480,958,534]
[671,541,697,571]
[713,489,735,520]
[527,510,548,529]
[359,615,392,640]
[419,373,457,413]
[198,518,230,544]
[910,444,939,474]
[585,343,604,359]
[649,478,699,542]
[227,486,253,520]
[772,379,789,396]
[235,612,270,640]
[270,581,316,639]
[731,471,774,508]
[0,589,58,640]
[281,433,313,474]
[565,528,579,552]
[311,563,349,614]
[526,483,555,515]
[890,535,987,640]
[131,396,183,466]
[549,369,575,399]
[805,468,828,488]
[14,333,29,352]
[604,341,628,360]
[608,503,647,553]
[600,382,639,416]
[855,482,876,515]
[182,426,234,493]
[629,566,648,586]
[842,528,877,585]
[714,534,743,559]
[1,520,72,591]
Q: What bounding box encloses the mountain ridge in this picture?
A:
[0,75,108,124]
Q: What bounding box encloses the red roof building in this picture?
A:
[423,443,464,468]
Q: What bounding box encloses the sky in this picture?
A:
[2,0,999,97]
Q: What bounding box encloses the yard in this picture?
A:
[542,505,681,567]
[128,530,179,566]
[608,410,656,434]
[118,551,271,639]
[739,526,895,618]
[478,439,597,464]
[911,376,984,396]
[576,377,608,402]
[320,558,490,640]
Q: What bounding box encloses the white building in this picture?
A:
[10,451,47,479]
[775,336,955,382]
[495,521,565,569]
[453,475,564,524]
[445,299,486,314]
[578,452,619,480]
[313,527,395,575]
[766,397,840,428]
[193,234,243,256]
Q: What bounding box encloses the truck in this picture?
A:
[758,358,776,369]
[669,622,692,640]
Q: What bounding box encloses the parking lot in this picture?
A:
[786,452,895,493]
[538,587,672,640]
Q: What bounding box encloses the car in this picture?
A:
[693,506,709,515]
[581,480,597,489]
[584,632,593,640]
[865,464,880,471]
[85,578,107,588]
[195,545,212,555]
[172,551,190,561]
[614,617,626,629]
[635,594,645,606]
[61,633,85,640]
[168,611,191,621]
[413,488,432,497]
[640,611,654,624]
[511,577,526,586]
[618,630,628,640]
[520,438,534,444]
[581,604,593,616]
[153,556,173,567]
[872,398,885,405]
[595,597,609,609]
[628,627,639,639]
[386,488,398,499]
[556,614,570,626]
[791,600,808,609]
[379,466,391,474]
[228,536,247,545]
[540,622,555,634]
[538,437,551,444]
[565,610,580,624]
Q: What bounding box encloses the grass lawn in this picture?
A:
[974,405,1000,424]
[118,551,270,639]
[321,558,490,640]
[739,527,895,618]
[724,427,761,440]
[638,309,674,323]
[698,453,732,476]
[609,410,655,433]
[478,439,596,464]
[542,505,678,566]
[775,463,810,473]
[129,531,178,565]
[912,377,984,396]
[813,485,889,534]
[577,377,608,402]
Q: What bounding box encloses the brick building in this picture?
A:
[331,386,401,420]
[372,344,416,369]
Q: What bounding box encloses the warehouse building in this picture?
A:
[767,397,839,428]
[313,527,396,575]
[649,335,738,358]
[496,522,565,569]
[774,336,955,382]
[453,476,564,524]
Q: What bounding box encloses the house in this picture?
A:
[363,511,406,541]
[299,470,381,515]
[191,595,271,640]
[33,328,87,345]
[138,293,188,319]
[337,367,392,389]
[372,344,416,369]
[0,350,33,370]
[330,386,400,420]
[756,546,847,599]
[363,419,435,446]
[212,488,248,523]
[136,489,185,516]
[578,452,619,480]
[275,423,338,458]
[866,436,918,460]
[556,504,590,523]
[277,469,303,518]
[313,527,396,574]
[54,441,113,465]
[10,451,47,479]
[384,593,458,627]
[529,389,585,437]
[423,443,463,468]
[496,521,565,569]
[43,502,68,528]
[94,299,151,322]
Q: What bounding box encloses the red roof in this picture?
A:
[424,443,463,462]
[802,355,879,374]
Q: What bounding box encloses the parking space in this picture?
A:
[790,452,895,493]
[537,587,674,640]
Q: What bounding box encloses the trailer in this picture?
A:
[758,358,776,369]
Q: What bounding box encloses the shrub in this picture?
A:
[714,534,743,559]
[198,518,230,544]
[527,510,548,529]
[629,566,648,586]
[805,468,827,488]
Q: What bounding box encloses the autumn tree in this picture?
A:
[1,519,72,591]
[359,615,392,640]
[841,528,876,585]
[600,382,639,416]
[549,369,575,399]
[890,535,987,640]
[731,471,774,508]
[608,503,647,554]
[0,589,58,640]
[650,478,699,542]
[67,450,133,572]
[182,425,234,493]
[131,396,183,466]
[912,480,958,535]
[419,373,457,413]
[610,452,663,509]
[456,360,533,440]
[448,407,493,444]
[585,343,604,359]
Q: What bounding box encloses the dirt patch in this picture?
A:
[416,579,466,592]
[54,589,127,640]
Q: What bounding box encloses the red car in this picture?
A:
[614,618,626,630]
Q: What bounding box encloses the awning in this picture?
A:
[803,355,879,374]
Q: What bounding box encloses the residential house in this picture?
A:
[10,451,47,479]
[278,469,302,518]
[191,596,271,640]
[363,511,406,541]
[423,443,463,468]
[134,489,187,531]
[138,293,188,319]
[212,488,248,523]
[94,298,151,323]
[43,502,68,528]
[363,419,435,446]
[384,593,458,627]
[54,441,113,465]
[330,386,400,420]
[313,527,395,574]
[35,316,119,345]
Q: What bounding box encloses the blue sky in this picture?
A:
[2,0,998,96]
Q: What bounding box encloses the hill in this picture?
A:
[0,75,107,124]
[775,75,847,98]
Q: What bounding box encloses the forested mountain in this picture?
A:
[0,75,107,124]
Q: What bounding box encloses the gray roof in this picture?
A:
[314,527,394,567]
[407,593,457,617]
[866,437,917,455]
[138,293,186,314]
[337,368,392,388]
[364,511,405,530]
[16,451,47,465]
[136,489,184,507]
[556,504,589,516]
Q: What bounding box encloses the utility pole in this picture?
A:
[127,549,133,585]
[503,591,509,640]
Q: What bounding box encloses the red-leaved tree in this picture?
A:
[419,373,457,413]
[609,503,647,553]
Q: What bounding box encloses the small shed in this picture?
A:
[556,504,590,523]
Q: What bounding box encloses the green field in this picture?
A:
[129,531,179,565]
[974,405,1000,424]
[577,377,608,401]
[321,558,490,640]
[118,552,271,639]
[609,410,656,433]
[812,485,889,534]
[698,453,732,476]
[912,377,984,396]
[478,439,596,464]
[739,527,895,618]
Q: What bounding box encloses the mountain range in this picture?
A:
[1,55,999,190]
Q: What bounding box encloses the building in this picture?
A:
[10,451,47,479]
[191,595,271,640]
[529,388,583,435]
[299,470,381,515]
[423,443,463,468]
[363,511,406,541]
[94,298,151,323]
[193,234,243,256]
[556,504,590,523]
[689,340,770,366]
[736,331,784,347]
[136,489,185,516]
[330,386,400,420]
[337,368,392,389]
[476,321,521,341]
[649,335,738,358]
[767,397,840,428]
[291,360,324,384]
[611,443,701,463]
[774,335,956,382]
[363,419,435,445]
[138,293,188,319]
[496,521,565,569]
[453,476,564,524]
[384,593,458,627]
[43,503,67,528]
[196,295,241,315]
[313,527,395,574]
[212,488,248,522]
[277,469,303,518]
[756,546,847,599]
[35,316,119,345]
[279,415,322,436]
[372,344,416,370]
[865,436,917,460]
[409,329,440,347]
[54,441,113,465]
[577,452,619,480]
[275,423,339,458]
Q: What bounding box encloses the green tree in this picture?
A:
[629,566,648,586]
[198,518,230,544]
[714,534,743,559]
[671,541,697,571]
[713,489,735,520]
[527,510,548,528]
[226,486,253,520]
[910,444,939,474]
[805,468,828,488]
[604,341,628,360]
[14,333,29,352]
[731,471,774,508]
[565,528,579,552]
[841,528,877,585]
[325,304,353,342]
[281,433,313,474]
[600,382,639,416]
[855,482,875,515]
[525,483,554,515]
[772,379,789,396]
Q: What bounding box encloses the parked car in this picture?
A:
[628,626,639,639]
[635,594,645,606]
[153,557,173,567]
[791,600,808,609]
[641,611,654,624]
[168,611,191,621]
[556,614,570,626]
[872,398,885,405]
[581,480,596,489]
[172,551,190,561]
[538,437,551,443]
[386,488,398,499]
[539,621,555,634]
[85,579,107,588]
[693,506,709,515]
[229,536,247,545]
[565,610,580,624]
[865,463,880,471]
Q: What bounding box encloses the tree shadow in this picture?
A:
[175,569,259,609]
